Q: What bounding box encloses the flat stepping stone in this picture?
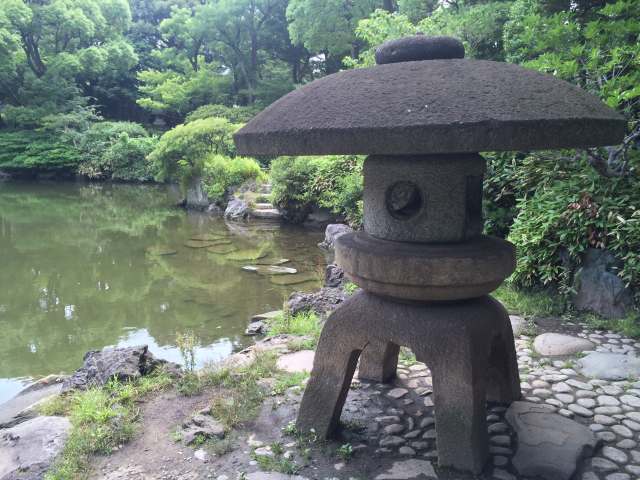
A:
[276,350,315,373]
[190,233,226,241]
[374,459,437,479]
[251,208,282,219]
[251,310,283,322]
[254,258,290,266]
[183,240,216,248]
[206,244,237,255]
[226,249,270,261]
[269,272,319,286]
[145,245,177,256]
[254,203,274,209]
[577,352,640,380]
[533,333,595,356]
[505,401,598,480]
[242,265,298,275]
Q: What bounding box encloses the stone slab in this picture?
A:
[0,416,71,479]
[533,333,595,356]
[505,401,598,480]
[374,459,437,479]
[577,352,640,381]
[276,350,315,373]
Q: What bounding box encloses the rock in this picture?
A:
[505,401,598,480]
[206,203,224,215]
[620,395,640,408]
[276,350,315,373]
[577,353,640,381]
[0,376,66,428]
[245,321,266,336]
[573,248,634,319]
[224,198,250,220]
[182,414,225,445]
[0,416,71,479]
[62,345,180,392]
[185,176,209,210]
[374,459,437,479]
[602,446,628,464]
[287,287,347,316]
[242,265,297,275]
[324,264,345,288]
[510,315,527,337]
[193,448,209,462]
[318,224,353,251]
[251,310,283,322]
[533,333,595,356]
[386,388,409,400]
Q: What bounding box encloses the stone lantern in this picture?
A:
[234,35,625,473]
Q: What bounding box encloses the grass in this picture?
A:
[581,311,640,339]
[494,283,565,317]
[267,311,322,338]
[343,281,359,295]
[41,370,173,480]
[398,347,418,366]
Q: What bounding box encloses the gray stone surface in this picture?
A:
[510,316,526,337]
[375,35,465,65]
[276,350,315,373]
[0,377,65,429]
[374,459,437,479]
[234,54,624,156]
[573,249,634,319]
[533,333,595,357]
[318,224,353,251]
[336,232,515,301]
[324,264,345,288]
[62,345,179,392]
[577,353,640,381]
[505,401,598,480]
[224,198,250,220]
[363,154,486,242]
[0,416,71,480]
[287,287,347,317]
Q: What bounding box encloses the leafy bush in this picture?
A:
[0,130,81,172]
[77,122,156,181]
[186,104,259,124]
[202,154,264,203]
[505,152,640,301]
[147,117,241,186]
[270,155,364,226]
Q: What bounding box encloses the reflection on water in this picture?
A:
[0,181,326,403]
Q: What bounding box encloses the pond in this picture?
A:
[0,181,327,404]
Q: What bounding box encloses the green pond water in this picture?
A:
[0,181,327,404]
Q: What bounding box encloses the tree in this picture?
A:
[0,0,138,126]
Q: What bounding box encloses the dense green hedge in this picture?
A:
[270,155,363,226]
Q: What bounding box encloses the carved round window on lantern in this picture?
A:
[385,181,423,220]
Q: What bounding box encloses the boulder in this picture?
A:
[572,248,633,319]
[224,198,250,220]
[318,223,353,251]
[324,264,345,288]
[287,287,348,317]
[184,176,209,210]
[62,345,180,392]
[533,333,595,357]
[576,352,640,381]
[206,203,224,215]
[0,416,71,480]
[505,401,598,480]
[245,321,266,336]
[181,414,225,445]
[250,310,282,322]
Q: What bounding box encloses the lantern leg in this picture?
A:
[358,340,399,383]
[486,298,521,404]
[296,296,367,438]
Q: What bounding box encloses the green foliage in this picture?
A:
[77,122,156,181]
[147,117,241,185]
[270,155,364,226]
[0,130,81,172]
[506,153,640,300]
[202,155,264,203]
[186,104,260,124]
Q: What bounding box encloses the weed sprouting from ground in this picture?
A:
[42,369,172,480]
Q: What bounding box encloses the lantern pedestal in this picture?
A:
[296,291,520,473]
